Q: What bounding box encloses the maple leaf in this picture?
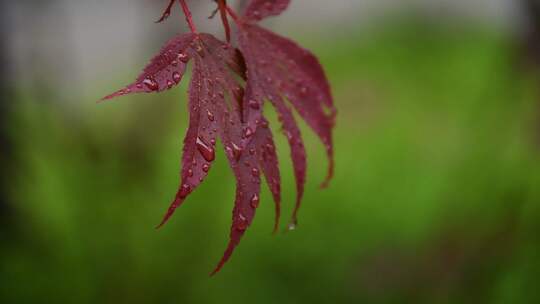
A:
[101,0,335,274]
[229,3,336,227]
[102,31,282,274]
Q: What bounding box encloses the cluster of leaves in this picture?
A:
[102,0,336,274]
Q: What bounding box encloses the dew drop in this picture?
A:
[172,71,182,84]
[248,100,260,110]
[237,214,248,231]
[207,110,215,122]
[187,169,193,177]
[142,77,159,92]
[178,53,189,63]
[202,164,210,173]
[287,222,297,231]
[166,80,174,89]
[179,183,191,198]
[196,45,204,57]
[251,168,259,177]
[243,127,254,138]
[232,143,243,161]
[196,137,215,162]
[250,194,260,208]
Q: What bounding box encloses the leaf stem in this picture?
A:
[217,0,231,42]
[179,0,197,33]
[225,5,241,24]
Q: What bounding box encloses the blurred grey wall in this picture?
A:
[2,0,527,101]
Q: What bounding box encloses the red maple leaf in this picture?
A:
[101,0,335,274]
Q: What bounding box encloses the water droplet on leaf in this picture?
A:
[172,71,182,83]
[250,194,260,208]
[142,77,159,91]
[178,53,189,63]
[207,110,215,122]
[232,143,243,161]
[196,137,215,162]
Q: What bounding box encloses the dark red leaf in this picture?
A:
[101,0,335,275]
[243,0,290,21]
[103,32,283,274]
[101,33,197,101]
[236,22,336,226]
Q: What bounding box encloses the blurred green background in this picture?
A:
[2,1,540,303]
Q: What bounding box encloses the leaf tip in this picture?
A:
[319,157,334,189]
[155,197,183,229]
[210,247,233,276]
[272,202,281,234]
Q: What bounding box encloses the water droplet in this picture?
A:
[285,131,293,140]
[251,168,259,177]
[142,77,159,91]
[248,100,260,110]
[196,137,215,162]
[187,169,193,177]
[237,214,248,231]
[196,45,204,57]
[287,222,297,231]
[249,148,256,155]
[178,53,189,63]
[231,143,243,161]
[202,164,210,173]
[250,194,260,208]
[166,80,174,89]
[260,120,269,128]
[179,183,191,198]
[244,127,254,138]
[172,71,182,83]
[207,110,215,122]
[210,138,216,145]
